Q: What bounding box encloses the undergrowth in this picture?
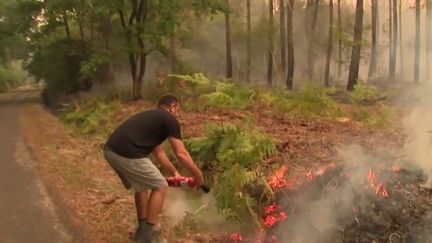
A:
[185,122,277,229]
[60,97,119,138]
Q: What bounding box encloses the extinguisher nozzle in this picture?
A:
[200,185,211,193]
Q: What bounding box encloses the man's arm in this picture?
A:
[168,137,204,186]
[152,145,179,176]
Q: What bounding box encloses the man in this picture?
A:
[103,94,204,242]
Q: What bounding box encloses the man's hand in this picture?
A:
[168,137,205,188]
[193,171,204,187]
[173,171,183,178]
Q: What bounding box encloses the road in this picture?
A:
[0,90,74,243]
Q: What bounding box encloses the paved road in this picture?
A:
[0,90,73,243]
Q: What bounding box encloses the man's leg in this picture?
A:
[135,191,149,221]
[135,187,168,242]
[146,186,168,224]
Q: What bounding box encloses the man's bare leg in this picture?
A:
[135,191,149,220]
[146,186,168,224]
[135,187,168,242]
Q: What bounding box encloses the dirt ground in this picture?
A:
[19,98,404,242]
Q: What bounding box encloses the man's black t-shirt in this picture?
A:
[105,108,182,158]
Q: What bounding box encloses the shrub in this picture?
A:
[185,122,276,227]
[25,38,91,106]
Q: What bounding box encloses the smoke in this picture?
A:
[400,84,432,187]
[274,145,389,243]
[163,188,230,232]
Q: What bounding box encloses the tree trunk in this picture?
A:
[337,0,342,77]
[286,0,294,89]
[63,11,71,40]
[307,0,319,80]
[268,0,274,86]
[134,0,147,99]
[347,0,364,91]
[246,0,252,83]
[225,0,233,79]
[324,0,334,87]
[427,0,432,79]
[399,0,403,79]
[368,0,378,79]
[389,0,397,79]
[415,0,420,83]
[280,0,287,74]
[388,0,393,78]
[119,0,148,99]
[76,10,85,42]
[170,32,177,74]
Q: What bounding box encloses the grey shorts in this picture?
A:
[103,149,168,192]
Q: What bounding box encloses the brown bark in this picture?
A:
[268,0,274,86]
[119,0,148,99]
[337,0,342,77]
[324,0,334,87]
[280,0,286,74]
[389,0,397,79]
[347,0,364,91]
[427,0,432,79]
[415,0,420,83]
[286,0,294,89]
[306,0,319,80]
[388,0,393,78]
[368,0,378,79]
[63,11,71,40]
[225,0,233,79]
[246,0,251,83]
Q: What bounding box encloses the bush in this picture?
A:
[25,38,91,106]
[0,67,22,92]
[349,82,387,105]
[185,122,276,227]
[60,97,119,137]
[259,85,339,118]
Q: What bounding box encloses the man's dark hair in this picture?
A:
[157,94,179,107]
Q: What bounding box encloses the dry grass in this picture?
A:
[20,104,135,242]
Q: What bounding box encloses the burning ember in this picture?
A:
[268,165,291,190]
[367,169,389,198]
[259,161,432,242]
[230,233,243,242]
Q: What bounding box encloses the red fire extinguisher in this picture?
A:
[165,177,211,193]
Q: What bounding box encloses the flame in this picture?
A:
[367,169,389,198]
[263,203,288,228]
[268,165,291,190]
[230,233,243,242]
[392,164,401,172]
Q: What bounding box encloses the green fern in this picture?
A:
[185,122,277,226]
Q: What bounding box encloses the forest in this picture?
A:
[1,0,432,242]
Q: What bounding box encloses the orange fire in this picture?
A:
[268,165,291,190]
[263,203,288,228]
[230,233,243,242]
[367,169,389,198]
[392,164,401,172]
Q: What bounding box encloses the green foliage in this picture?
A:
[60,97,118,137]
[349,82,387,105]
[0,67,22,92]
[201,82,257,109]
[159,73,257,110]
[185,122,276,226]
[350,105,392,128]
[173,212,198,237]
[25,38,92,106]
[259,85,339,118]
[79,50,111,82]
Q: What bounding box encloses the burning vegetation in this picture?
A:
[257,158,432,243]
